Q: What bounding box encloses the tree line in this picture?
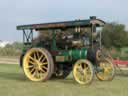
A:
[0,42,23,56]
[101,23,128,48]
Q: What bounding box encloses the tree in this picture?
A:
[101,23,128,48]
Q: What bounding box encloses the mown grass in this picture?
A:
[0,64,128,96]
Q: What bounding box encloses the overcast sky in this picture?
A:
[0,0,128,41]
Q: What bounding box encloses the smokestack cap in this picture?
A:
[90,16,96,20]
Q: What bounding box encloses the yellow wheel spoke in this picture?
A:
[29,56,36,62]
[76,64,90,82]
[80,76,84,82]
[82,76,87,82]
[38,72,44,79]
[26,65,34,69]
[100,63,105,68]
[29,60,36,65]
[102,75,105,79]
[33,52,36,59]
[39,72,43,77]
[36,71,41,78]
[40,68,46,73]
[39,54,44,61]
[86,75,91,81]
[84,68,90,81]
[30,68,35,73]
[42,57,46,62]
[36,51,40,59]
[32,69,38,77]
[83,63,86,68]
[105,68,112,74]
[77,64,82,69]
[42,66,48,70]
[106,66,112,70]
[40,62,48,66]
[83,69,87,76]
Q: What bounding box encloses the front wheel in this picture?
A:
[95,59,115,81]
[73,59,94,85]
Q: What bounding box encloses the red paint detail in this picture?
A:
[113,60,128,65]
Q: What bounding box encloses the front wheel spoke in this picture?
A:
[102,74,105,79]
[106,66,112,70]
[83,63,87,68]
[80,76,85,81]
[78,71,84,80]
[104,67,112,73]
[100,62,105,67]
[106,70,112,74]
[80,77,84,81]
[84,70,88,79]
[86,72,92,80]
[87,71,91,75]
[86,76,90,81]
[98,72,104,77]
[76,67,80,71]
[77,68,83,75]
[76,71,80,77]
[77,65,82,70]
[82,74,87,81]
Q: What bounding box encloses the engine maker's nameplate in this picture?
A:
[56,56,68,62]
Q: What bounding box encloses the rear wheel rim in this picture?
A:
[23,48,50,81]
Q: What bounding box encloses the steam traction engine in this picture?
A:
[17,16,115,85]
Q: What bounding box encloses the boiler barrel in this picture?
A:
[68,48,87,61]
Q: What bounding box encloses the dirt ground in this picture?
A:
[0,56,19,64]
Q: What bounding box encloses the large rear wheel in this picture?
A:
[73,59,94,85]
[23,48,54,81]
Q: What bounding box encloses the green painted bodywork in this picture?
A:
[70,48,87,61]
[52,31,57,50]
[56,48,87,62]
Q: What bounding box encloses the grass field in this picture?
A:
[0,64,128,96]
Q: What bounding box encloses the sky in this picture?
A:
[0,0,128,41]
